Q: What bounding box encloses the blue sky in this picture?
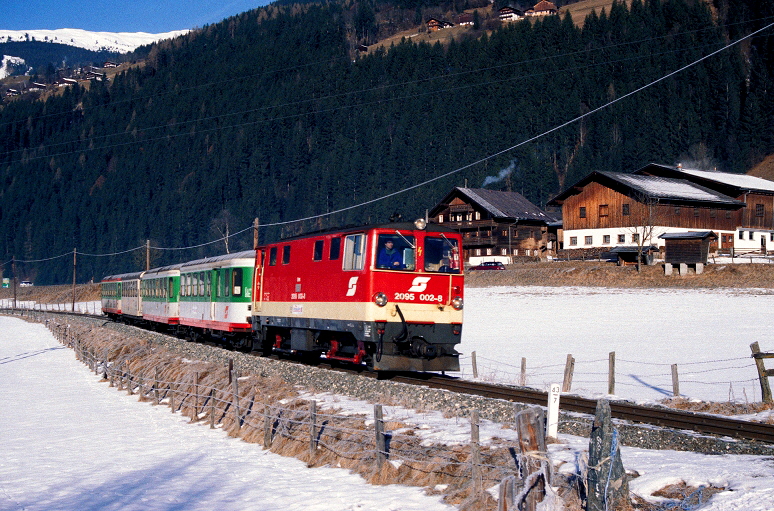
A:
[2,1,270,33]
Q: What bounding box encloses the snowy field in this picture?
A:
[3,314,774,510]
[460,286,774,404]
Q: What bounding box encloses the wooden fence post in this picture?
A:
[562,354,575,392]
[498,475,517,511]
[751,342,774,404]
[154,367,160,404]
[520,357,527,387]
[671,364,680,397]
[587,399,629,511]
[471,351,478,379]
[209,389,216,429]
[309,400,317,459]
[608,351,615,395]
[193,372,200,420]
[470,410,482,496]
[375,404,386,470]
[263,405,273,447]
[232,369,241,429]
[515,407,546,511]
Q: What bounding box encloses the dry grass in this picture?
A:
[0,283,100,304]
[658,397,774,422]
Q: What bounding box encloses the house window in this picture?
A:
[632,233,640,243]
[756,204,765,217]
[622,203,630,216]
[585,236,593,245]
[725,210,732,219]
[749,231,755,240]
[475,212,481,220]
[771,233,774,242]
[579,207,587,218]
[710,208,717,218]
[486,248,492,255]
[475,249,481,256]
[313,240,324,261]
[674,207,681,215]
[617,234,625,243]
[739,231,744,240]
[501,248,507,255]
[603,235,611,244]
[599,204,609,217]
[569,237,578,246]
[438,215,444,223]
[694,207,700,217]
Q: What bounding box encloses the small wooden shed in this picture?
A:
[659,231,717,264]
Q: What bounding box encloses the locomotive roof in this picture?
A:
[264,222,459,244]
[180,249,257,269]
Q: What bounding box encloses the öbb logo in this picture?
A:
[408,277,431,292]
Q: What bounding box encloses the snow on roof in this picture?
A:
[180,249,256,268]
[676,167,774,193]
[599,172,742,204]
[457,187,555,221]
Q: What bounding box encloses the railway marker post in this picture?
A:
[751,342,774,404]
[546,384,560,440]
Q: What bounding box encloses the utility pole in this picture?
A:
[146,240,150,271]
[12,255,17,310]
[72,248,77,312]
[253,217,260,250]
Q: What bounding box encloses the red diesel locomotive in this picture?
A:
[253,219,464,371]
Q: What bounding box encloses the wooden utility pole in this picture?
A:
[253,217,260,250]
[71,248,77,312]
[145,240,150,271]
[12,255,17,309]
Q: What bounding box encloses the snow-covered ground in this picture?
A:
[460,286,774,405]
[2,315,774,510]
[0,28,189,53]
[0,55,26,79]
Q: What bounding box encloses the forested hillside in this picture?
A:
[1,0,772,284]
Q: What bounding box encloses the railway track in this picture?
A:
[386,373,774,445]
[6,308,774,445]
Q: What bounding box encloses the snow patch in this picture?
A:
[0,28,189,53]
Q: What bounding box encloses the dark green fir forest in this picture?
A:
[1,0,773,284]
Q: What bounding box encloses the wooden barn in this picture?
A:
[429,187,558,263]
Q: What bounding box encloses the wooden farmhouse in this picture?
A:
[637,163,774,254]
[429,187,558,263]
[526,0,558,17]
[499,7,524,22]
[547,170,745,253]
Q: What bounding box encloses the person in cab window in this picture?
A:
[377,239,402,269]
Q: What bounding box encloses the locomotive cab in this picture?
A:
[253,221,464,372]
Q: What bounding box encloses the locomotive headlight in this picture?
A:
[374,292,388,307]
[451,296,464,310]
[414,218,427,230]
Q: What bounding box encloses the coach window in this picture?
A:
[282,246,291,265]
[232,268,243,296]
[269,247,277,266]
[313,240,324,261]
[225,270,231,297]
[330,237,341,260]
[168,277,174,299]
[206,272,212,297]
[342,234,365,271]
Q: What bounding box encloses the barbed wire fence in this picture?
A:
[459,351,763,405]
[25,312,573,510]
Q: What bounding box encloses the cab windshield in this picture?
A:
[424,236,461,273]
[376,233,415,270]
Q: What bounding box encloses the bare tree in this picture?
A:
[209,209,235,254]
[627,195,666,273]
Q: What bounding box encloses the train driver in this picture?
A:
[377,239,403,269]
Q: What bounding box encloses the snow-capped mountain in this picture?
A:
[0,28,189,54]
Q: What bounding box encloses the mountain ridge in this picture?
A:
[0,28,189,53]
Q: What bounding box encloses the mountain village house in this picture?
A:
[548,163,774,255]
[429,187,558,264]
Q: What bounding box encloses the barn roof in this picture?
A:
[548,171,745,207]
[637,163,774,195]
